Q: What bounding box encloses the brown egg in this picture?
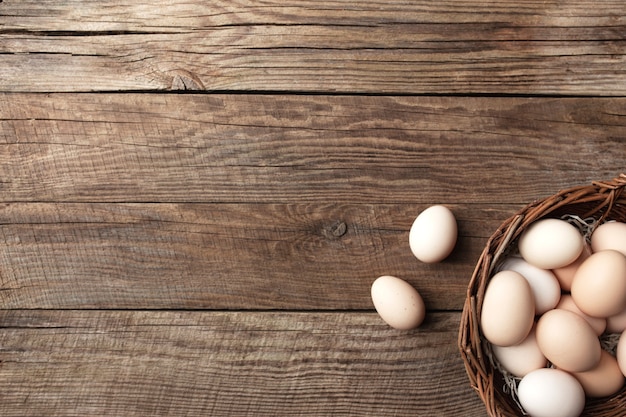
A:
[607,307,626,333]
[556,295,606,336]
[570,350,625,397]
[552,244,592,292]
[571,250,626,318]
[591,221,626,257]
[536,309,601,373]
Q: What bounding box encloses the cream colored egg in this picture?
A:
[518,218,584,269]
[556,294,606,336]
[536,309,601,373]
[371,275,425,330]
[618,331,626,377]
[409,205,457,263]
[491,324,547,377]
[498,256,561,314]
[480,270,535,347]
[571,250,626,318]
[570,349,625,398]
[591,221,626,257]
[518,368,585,417]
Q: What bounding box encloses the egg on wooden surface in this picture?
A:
[518,368,585,417]
[480,270,535,347]
[571,250,626,318]
[535,309,601,373]
[498,256,560,315]
[518,218,584,269]
[408,205,457,263]
[556,294,606,336]
[591,220,626,257]
[552,244,592,292]
[491,324,547,377]
[370,275,425,330]
[570,349,625,398]
[618,331,626,377]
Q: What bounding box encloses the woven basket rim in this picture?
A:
[459,174,626,417]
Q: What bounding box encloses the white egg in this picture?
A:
[370,275,425,330]
[491,324,547,377]
[518,368,585,417]
[498,256,561,314]
[518,218,584,269]
[409,205,457,263]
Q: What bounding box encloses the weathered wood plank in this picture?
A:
[0,202,512,310]
[3,0,624,35]
[0,309,486,417]
[0,1,624,94]
[0,94,624,204]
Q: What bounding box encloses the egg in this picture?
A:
[591,220,626,257]
[518,368,585,417]
[556,294,606,336]
[370,275,425,330]
[571,250,626,318]
[408,205,457,263]
[518,218,584,269]
[491,324,547,377]
[618,331,626,377]
[570,350,625,398]
[535,309,601,372]
[498,256,561,315]
[607,306,626,333]
[480,270,535,346]
[552,244,592,292]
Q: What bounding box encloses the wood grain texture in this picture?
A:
[0,94,624,204]
[0,201,511,310]
[1,93,623,312]
[0,309,485,417]
[0,0,624,94]
[1,1,624,415]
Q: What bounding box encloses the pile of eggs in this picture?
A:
[481,218,626,417]
[368,204,626,417]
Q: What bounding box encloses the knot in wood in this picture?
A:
[327,221,347,238]
[171,70,205,91]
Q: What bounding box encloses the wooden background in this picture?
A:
[0,1,624,416]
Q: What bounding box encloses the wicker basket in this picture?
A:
[459,174,626,417]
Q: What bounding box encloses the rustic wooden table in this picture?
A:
[0,1,624,416]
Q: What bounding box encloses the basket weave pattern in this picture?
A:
[459,174,626,417]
